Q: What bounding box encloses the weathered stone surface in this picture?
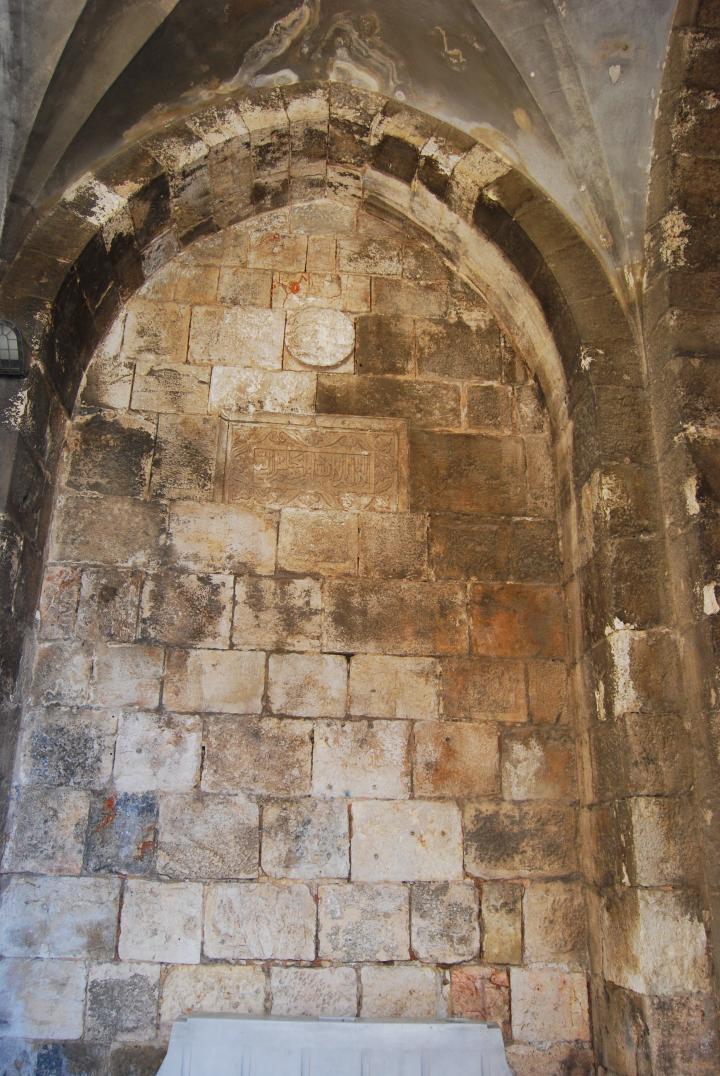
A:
[76,567,142,642]
[123,300,191,362]
[413,721,500,797]
[352,800,463,881]
[411,882,480,963]
[372,277,447,317]
[120,880,203,963]
[355,314,414,375]
[158,794,259,880]
[511,968,590,1043]
[324,580,467,655]
[150,414,219,500]
[188,305,285,367]
[527,660,568,723]
[272,271,370,313]
[114,712,202,792]
[139,571,233,647]
[278,508,358,576]
[131,359,211,414]
[504,1043,594,1075]
[268,652,347,717]
[409,432,526,513]
[160,965,265,1029]
[0,959,87,1039]
[209,367,316,415]
[270,967,357,1018]
[441,657,526,722]
[85,963,160,1042]
[164,649,265,714]
[290,200,355,235]
[38,565,81,639]
[217,267,272,306]
[17,707,116,789]
[203,717,312,796]
[313,719,410,798]
[428,516,507,581]
[84,792,158,876]
[501,729,577,801]
[167,500,276,574]
[248,232,307,271]
[262,799,349,879]
[318,883,409,960]
[2,786,89,874]
[306,234,337,272]
[449,966,510,1037]
[416,318,501,379]
[51,492,166,567]
[336,236,402,275]
[30,640,93,706]
[66,412,156,498]
[233,576,321,651]
[360,966,442,1019]
[482,881,523,964]
[91,642,164,708]
[0,876,120,958]
[82,353,135,411]
[317,373,461,429]
[286,307,355,367]
[349,655,439,718]
[524,882,587,968]
[108,1043,167,1076]
[464,802,577,878]
[469,584,565,658]
[204,881,316,959]
[359,512,428,579]
[466,384,513,431]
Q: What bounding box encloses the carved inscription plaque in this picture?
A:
[220,414,407,511]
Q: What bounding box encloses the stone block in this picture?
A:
[51,492,166,567]
[130,357,212,420]
[337,237,403,275]
[139,571,233,647]
[167,500,276,574]
[306,234,337,272]
[108,1043,167,1076]
[360,966,443,1019]
[317,374,461,429]
[628,795,696,887]
[272,271,370,313]
[413,720,500,797]
[268,652,347,717]
[359,513,428,579]
[464,802,577,878]
[411,881,480,963]
[119,880,203,963]
[349,655,440,718]
[0,959,87,1039]
[290,200,356,235]
[449,966,510,1037]
[38,565,81,639]
[277,508,358,576]
[352,800,463,881]
[355,314,414,375]
[441,657,526,722]
[158,793,259,880]
[164,648,265,714]
[82,353,135,411]
[482,881,523,964]
[160,965,265,1029]
[523,882,587,968]
[270,967,357,1018]
[17,707,116,789]
[409,432,526,514]
[469,584,565,659]
[248,232,307,271]
[122,299,191,362]
[262,798,349,879]
[84,792,158,876]
[189,305,286,367]
[233,576,322,651]
[0,876,120,958]
[168,262,219,303]
[150,414,219,500]
[527,660,568,724]
[2,785,88,874]
[30,640,93,706]
[416,318,501,380]
[209,367,315,415]
[403,243,450,282]
[319,883,409,961]
[91,642,164,708]
[202,717,312,796]
[114,712,202,792]
[508,520,561,584]
[85,962,160,1042]
[501,729,577,801]
[66,411,156,498]
[510,967,590,1043]
[504,1043,594,1075]
[217,267,272,306]
[372,277,448,317]
[324,580,467,655]
[76,567,143,642]
[313,719,410,798]
[204,881,315,959]
[466,385,514,431]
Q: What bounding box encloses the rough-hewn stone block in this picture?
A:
[510,967,590,1043]
[2,786,89,874]
[524,881,587,968]
[91,642,164,708]
[233,576,322,651]
[0,959,87,1039]
[17,707,116,789]
[30,640,93,706]
[189,305,285,367]
[50,493,166,567]
[313,719,410,798]
[204,881,315,959]
[119,880,203,963]
[359,513,428,579]
[466,384,513,431]
[372,277,447,317]
[0,876,120,958]
[527,659,568,723]
[150,414,219,500]
[66,412,156,498]
[352,800,463,881]
[416,318,501,380]
[355,314,414,375]
[76,567,142,642]
[270,967,357,1018]
[441,658,527,722]
[114,712,202,792]
[411,881,480,963]
[318,883,409,960]
[164,649,265,714]
[469,584,565,658]
[317,374,461,429]
[409,432,526,514]
[217,267,272,306]
[262,799,349,879]
[158,793,259,880]
[501,729,577,801]
[167,501,276,574]
[464,802,577,878]
[131,360,211,414]
[277,508,358,576]
[202,717,312,796]
[139,572,233,647]
[449,966,510,1037]
[268,652,347,717]
[84,792,157,876]
[85,963,160,1042]
[160,965,265,1029]
[482,881,523,964]
[209,367,315,415]
[348,655,439,718]
[123,299,191,363]
[360,966,442,1019]
[413,720,500,797]
[38,565,81,639]
[337,237,403,275]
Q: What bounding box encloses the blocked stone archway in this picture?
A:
[0,82,717,1073]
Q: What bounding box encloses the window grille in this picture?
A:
[0,321,25,377]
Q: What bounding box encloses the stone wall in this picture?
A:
[0,198,592,1073]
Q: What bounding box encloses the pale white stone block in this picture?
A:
[277,508,358,577]
[351,801,463,882]
[270,967,357,1018]
[268,653,347,718]
[318,883,409,961]
[119,880,203,964]
[158,794,259,880]
[411,882,480,963]
[349,655,440,719]
[209,367,316,415]
[510,967,590,1043]
[360,966,444,1019]
[0,876,120,958]
[91,643,164,709]
[262,799,349,879]
[164,649,266,715]
[0,959,87,1039]
[167,501,276,575]
[1,785,89,874]
[189,306,285,368]
[312,720,410,798]
[204,882,316,960]
[160,964,266,1030]
[114,712,202,792]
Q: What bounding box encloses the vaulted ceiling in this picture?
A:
[2,0,676,289]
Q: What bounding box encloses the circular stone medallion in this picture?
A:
[286,307,355,367]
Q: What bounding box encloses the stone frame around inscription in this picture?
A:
[215,413,409,512]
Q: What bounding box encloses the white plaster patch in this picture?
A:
[703,582,719,615]
[609,65,622,84]
[503,739,544,800]
[660,208,690,268]
[286,307,355,367]
[685,475,701,516]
